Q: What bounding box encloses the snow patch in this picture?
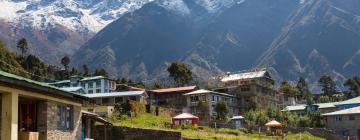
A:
[156,0,190,14]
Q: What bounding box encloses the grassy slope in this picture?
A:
[112,113,325,140]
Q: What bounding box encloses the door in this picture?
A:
[19,102,37,132]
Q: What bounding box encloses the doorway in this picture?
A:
[19,100,37,132]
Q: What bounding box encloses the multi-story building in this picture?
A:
[49,75,117,94]
[214,70,276,113]
[183,89,239,122]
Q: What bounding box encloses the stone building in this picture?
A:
[215,70,276,113]
[183,89,239,122]
[322,106,360,139]
[0,70,87,140]
[148,86,198,111]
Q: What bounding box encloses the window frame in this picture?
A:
[58,105,74,131]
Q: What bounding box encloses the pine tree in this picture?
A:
[318,75,337,97]
[296,77,313,101]
[17,38,28,57]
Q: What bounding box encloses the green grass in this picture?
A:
[112,113,325,140]
[113,113,172,130]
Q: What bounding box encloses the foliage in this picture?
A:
[17,38,28,57]
[82,64,90,77]
[0,40,29,77]
[244,109,269,128]
[318,75,337,97]
[129,100,146,116]
[279,81,299,97]
[114,100,131,116]
[317,96,330,103]
[344,76,360,98]
[214,100,229,120]
[152,82,162,89]
[196,101,209,120]
[61,55,70,71]
[93,68,108,77]
[167,62,193,86]
[296,77,313,101]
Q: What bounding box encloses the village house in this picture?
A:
[82,90,148,116]
[183,89,239,122]
[0,71,88,140]
[215,70,276,113]
[148,86,198,111]
[322,106,360,139]
[49,75,117,94]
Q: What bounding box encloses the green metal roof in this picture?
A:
[0,70,86,98]
[283,102,337,111]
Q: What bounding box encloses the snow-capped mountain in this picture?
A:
[0,0,244,64]
[0,0,154,33]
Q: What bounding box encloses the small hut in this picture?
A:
[265,120,283,136]
[172,113,199,126]
[231,116,244,129]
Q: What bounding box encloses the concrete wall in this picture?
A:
[326,114,360,138]
[95,125,181,140]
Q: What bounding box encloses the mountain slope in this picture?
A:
[74,0,299,81]
[256,0,360,90]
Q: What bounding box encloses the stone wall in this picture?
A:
[95,125,181,140]
[38,100,82,140]
[286,127,347,140]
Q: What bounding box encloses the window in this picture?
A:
[96,89,101,93]
[212,95,215,102]
[58,105,73,130]
[335,115,342,121]
[349,115,355,120]
[96,80,101,88]
[88,82,93,88]
[201,95,206,101]
[241,86,250,91]
[88,90,93,94]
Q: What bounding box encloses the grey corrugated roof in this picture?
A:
[183,89,235,97]
[60,87,83,92]
[322,106,360,116]
[80,76,106,81]
[221,70,268,82]
[84,91,145,98]
[337,96,360,105]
